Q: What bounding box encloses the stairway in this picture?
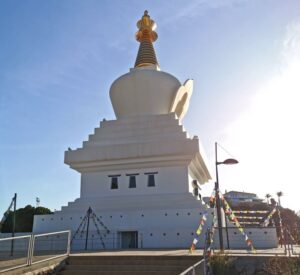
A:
[60,255,201,275]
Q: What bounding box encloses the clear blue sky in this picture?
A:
[1,0,300,215]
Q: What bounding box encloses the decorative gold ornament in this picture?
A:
[135,10,158,43]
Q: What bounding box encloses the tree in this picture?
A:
[270,198,277,207]
[0,205,52,233]
[276,191,283,207]
[280,208,300,228]
[265,193,271,205]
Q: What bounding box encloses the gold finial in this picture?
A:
[134,11,159,68]
[135,10,158,42]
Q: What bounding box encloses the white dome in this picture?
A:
[109,67,181,118]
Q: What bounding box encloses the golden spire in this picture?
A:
[134,11,159,68]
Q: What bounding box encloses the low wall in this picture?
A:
[215,227,278,249]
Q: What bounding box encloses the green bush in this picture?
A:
[209,255,300,275]
[209,253,237,275]
[262,256,300,275]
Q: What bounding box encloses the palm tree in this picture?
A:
[276,191,283,207]
[265,193,271,205]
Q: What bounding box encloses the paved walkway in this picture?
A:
[1,246,299,273]
[71,249,197,256]
[71,245,300,257]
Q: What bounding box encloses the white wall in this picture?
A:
[33,206,211,249]
[214,227,278,249]
[80,166,189,198]
[32,206,278,250]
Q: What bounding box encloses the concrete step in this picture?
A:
[60,255,201,275]
[60,271,179,275]
[64,264,186,272]
[67,259,198,266]
[67,255,199,266]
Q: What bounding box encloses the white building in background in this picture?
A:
[224,191,264,206]
[33,11,277,250]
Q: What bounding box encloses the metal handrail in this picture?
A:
[0,234,32,273]
[33,230,71,238]
[0,230,71,273]
[0,234,31,241]
[30,230,71,265]
[179,259,205,275]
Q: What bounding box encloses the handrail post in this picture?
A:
[67,230,71,255]
[0,235,32,273]
[283,227,287,255]
[0,231,71,273]
[290,230,295,255]
[29,234,36,266]
[26,235,32,266]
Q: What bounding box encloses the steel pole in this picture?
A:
[10,193,17,256]
[215,143,224,251]
[85,207,91,251]
[225,212,230,249]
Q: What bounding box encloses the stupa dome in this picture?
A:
[109,11,193,120]
[110,67,181,118]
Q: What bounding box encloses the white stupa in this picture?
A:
[33,11,277,250]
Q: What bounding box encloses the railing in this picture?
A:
[179,259,205,275]
[0,230,70,273]
[204,226,300,256]
[284,226,300,256]
[183,226,300,275]
[0,235,32,273]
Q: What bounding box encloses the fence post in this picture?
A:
[283,227,287,255]
[67,230,71,255]
[26,235,33,266]
[289,229,295,255]
[28,234,36,266]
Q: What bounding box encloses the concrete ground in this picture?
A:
[70,245,300,257]
[1,246,299,273]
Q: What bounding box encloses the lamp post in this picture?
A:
[215,142,238,251]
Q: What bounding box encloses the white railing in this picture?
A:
[0,234,32,273]
[179,259,205,275]
[0,230,70,273]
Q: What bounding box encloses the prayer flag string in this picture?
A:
[219,191,256,253]
[277,206,284,245]
[262,207,277,226]
[189,190,215,253]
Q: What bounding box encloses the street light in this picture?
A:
[217,158,239,165]
[215,142,238,251]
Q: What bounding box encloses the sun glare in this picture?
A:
[223,21,300,211]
